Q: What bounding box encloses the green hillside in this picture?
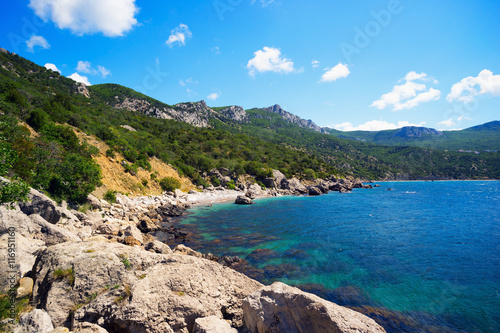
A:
[1,49,499,205]
[325,122,500,151]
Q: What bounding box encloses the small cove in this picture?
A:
[174,181,500,333]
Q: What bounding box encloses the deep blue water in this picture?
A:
[178,181,500,332]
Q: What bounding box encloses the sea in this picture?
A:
[176,181,500,333]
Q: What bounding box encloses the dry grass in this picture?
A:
[73,130,195,198]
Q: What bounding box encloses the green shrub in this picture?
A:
[105,149,116,158]
[141,179,148,187]
[159,177,181,192]
[227,180,236,190]
[211,177,220,187]
[104,190,116,203]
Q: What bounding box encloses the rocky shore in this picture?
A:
[0,175,384,333]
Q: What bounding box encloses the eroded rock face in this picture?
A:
[14,309,54,333]
[31,240,263,332]
[281,178,307,193]
[243,282,386,333]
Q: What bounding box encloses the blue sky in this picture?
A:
[1,0,499,131]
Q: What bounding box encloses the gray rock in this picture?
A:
[193,316,237,333]
[308,186,322,196]
[48,328,70,333]
[174,189,186,198]
[173,243,203,258]
[261,177,275,188]
[144,240,172,254]
[29,214,81,246]
[32,241,262,331]
[87,194,102,210]
[272,170,286,189]
[19,188,61,224]
[72,322,109,333]
[243,282,386,333]
[0,233,45,290]
[235,195,253,205]
[14,309,54,333]
[281,178,306,193]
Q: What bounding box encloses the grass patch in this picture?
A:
[83,249,95,253]
[78,202,91,213]
[0,294,32,323]
[53,267,75,286]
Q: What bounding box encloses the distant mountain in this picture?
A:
[326,123,500,151]
[1,47,499,186]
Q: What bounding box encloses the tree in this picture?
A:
[0,140,29,208]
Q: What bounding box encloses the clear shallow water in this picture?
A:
[179,181,500,332]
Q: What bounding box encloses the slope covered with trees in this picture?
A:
[0,48,498,205]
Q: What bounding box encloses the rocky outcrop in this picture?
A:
[308,186,322,196]
[242,282,386,333]
[217,106,248,122]
[14,309,54,333]
[281,178,307,193]
[261,105,328,134]
[235,195,253,205]
[31,240,262,332]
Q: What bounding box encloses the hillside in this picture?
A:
[1,48,499,205]
[326,122,500,151]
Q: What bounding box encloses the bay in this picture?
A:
[178,181,500,333]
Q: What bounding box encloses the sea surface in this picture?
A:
[177,181,500,333]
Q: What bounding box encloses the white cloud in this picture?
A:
[312,60,319,68]
[446,69,500,103]
[68,73,91,85]
[333,119,426,131]
[76,60,92,73]
[247,47,295,77]
[370,71,441,111]
[26,35,50,52]
[44,63,60,73]
[28,0,138,37]
[207,92,221,101]
[438,119,456,127]
[320,63,350,82]
[166,24,192,47]
[76,61,111,78]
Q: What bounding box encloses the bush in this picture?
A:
[104,190,116,203]
[105,149,116,158]
[159,177,181,192]
[227,180,236,190]
[211,176,220,187]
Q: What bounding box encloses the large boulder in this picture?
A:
[272,170,286,189]
[14,309,54,333]
[0,232,45,290]
[18,188,62,224]
[281,178,306,193]
[308,186,322,196]
[31,241,263,332]
[235,195,253,205]
[243,282,386,333]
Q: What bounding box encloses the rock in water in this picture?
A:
[242,282,386,333]
[308,186,322,196]
[235,195,253,205]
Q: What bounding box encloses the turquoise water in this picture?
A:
[179,181,500,332]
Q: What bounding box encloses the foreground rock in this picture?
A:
[243,282,386,333]
[31,240,263,332]
[14,309,54,333]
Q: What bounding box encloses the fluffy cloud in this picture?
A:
[68,73,91,85]
[76,61,111,78]
[166,24,192,47]
[28,0,138,37]
[26,35,50,52]
[247,47,295,76]
[370,71,441,111]
[311,60,319,68]
[333,119,426,131]
[207,92,221,101]
[320,63,350,82]
[44,63,60,73]
[446,69,500,103]
[437,119,456,127]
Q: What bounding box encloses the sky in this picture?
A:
[1,0,499,131]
